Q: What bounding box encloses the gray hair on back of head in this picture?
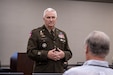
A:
[85,31,110,57]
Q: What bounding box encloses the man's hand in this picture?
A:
[47,48,65,61]
[55,48,65,59]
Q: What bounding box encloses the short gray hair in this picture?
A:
[43,8,57,18]
[85,31,110,57]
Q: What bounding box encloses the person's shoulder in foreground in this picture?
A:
[63,30,113,75]
[63,60,113,75]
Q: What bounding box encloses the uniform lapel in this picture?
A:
[42,25,54,40]
[54,29,59,40]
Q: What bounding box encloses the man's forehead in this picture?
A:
[45,12,56,17]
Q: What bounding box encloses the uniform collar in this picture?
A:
[44,25,55,33]
[83,60,109,68]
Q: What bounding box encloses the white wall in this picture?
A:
[0,0,113,66]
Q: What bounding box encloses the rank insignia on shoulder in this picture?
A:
[29,31,32,38]
[40,30,45,37]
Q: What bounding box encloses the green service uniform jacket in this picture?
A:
[27,25,72,73]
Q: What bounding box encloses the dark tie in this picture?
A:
[50,30,55,39]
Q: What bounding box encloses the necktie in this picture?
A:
[50,30,55,39]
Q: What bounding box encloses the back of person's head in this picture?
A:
[85,31,110,58]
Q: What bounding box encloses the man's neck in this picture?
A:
[87,55,105,61]
[45,25,55,32]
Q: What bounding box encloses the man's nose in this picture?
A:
[50,18,53,21]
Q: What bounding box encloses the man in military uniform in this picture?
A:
[27,8,72,73]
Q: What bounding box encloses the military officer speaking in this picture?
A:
[27,8,72,73]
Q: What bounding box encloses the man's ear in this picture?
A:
[85,44,89,54]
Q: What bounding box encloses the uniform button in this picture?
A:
[37,51,41,55]
[54,46,56,48]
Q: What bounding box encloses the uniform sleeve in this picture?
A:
[27,29,48,62]
[63,32,72,61]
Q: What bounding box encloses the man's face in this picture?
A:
[43,11,57,29]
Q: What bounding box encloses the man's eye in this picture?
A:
[46,16,56,19]
[47,17,50,19]
[52,17,55,18]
